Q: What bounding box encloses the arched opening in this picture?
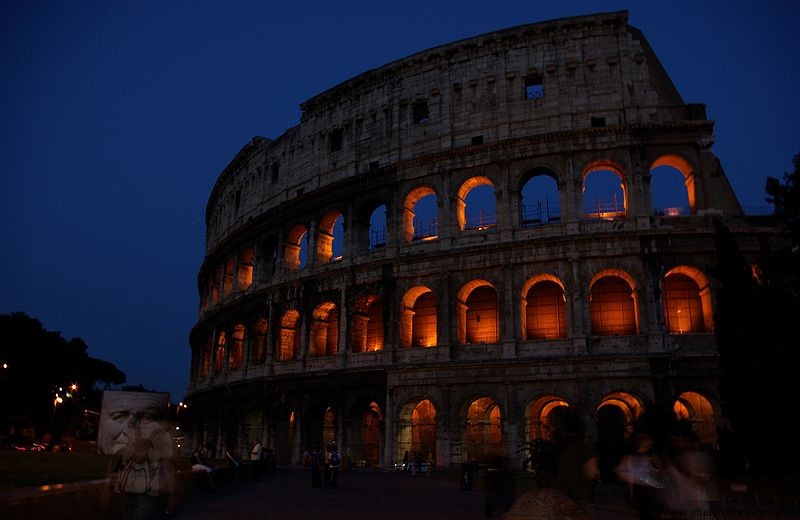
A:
[589,272,638,336]
[273,408,296,465]
[277,310,300,361]
[211,266,221,304]
[404,187,438,242]
[397,399,437,465]
[651,155,696,216]
[310,302,338,357]
[229,324,245,370]
[323,407,336,447]
[251,318,268,365]
[457,280,499,344]
[214,331,226,373]
[465,397,502,464]
[583,161,627,219]
[223,257,235,295]
[352,294,384,352]
[237,247,254,290]
[317,210,345,264]
[522,276,567,340]
[360,402,382,466]
[526,395,570,441]
[520,170,560,226]
[663,266,713,333]
[674,391,717,446]
[401,286,437,348]
[457,177,496,231]
[284,225,309,271]
[596,391,643,479]
[201,335,212,377]
[369,204,387,250]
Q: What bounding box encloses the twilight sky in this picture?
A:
[1,0,798,401]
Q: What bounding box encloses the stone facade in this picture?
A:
[185,11,762,469]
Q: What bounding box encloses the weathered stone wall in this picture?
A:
[186,11,757,469]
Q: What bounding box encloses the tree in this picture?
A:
[0,312,126,441]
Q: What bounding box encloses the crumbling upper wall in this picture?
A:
[204,11,714,252]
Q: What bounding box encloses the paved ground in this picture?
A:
[169,467,637,520]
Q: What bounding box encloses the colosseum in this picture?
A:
[185,11,755,470]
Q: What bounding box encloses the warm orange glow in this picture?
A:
[597,391,644,438]
[651,154,696,214]
[412,292,437,347]
[361,403,382,466]
[528,397,570,441]
[663,274,704,333]
[201,336,212,376]
[229,324,245,369]
[251,318,268,365]
[456,176,496,231]
[284,224,308,271]
[466,397,502,463]
[223,258,235,295]
[214,331,226,373]
[403,186,437,242]
[237,247,254,290]
[411,399,436,457]
[525,280,567,339]
[675,391,716,446]
[278,310,300,361]
[317,210,344,264]
[590,275,637,335]
[310,302,338,357]
[460,282,498,344]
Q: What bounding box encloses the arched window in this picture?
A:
[590,273,638,335]
[284,225,309,271]
[650,155,696,216]
[251,318,268,365]
[457,177,496,231]
[352,295,384,352]
[201,335,212,377]
[317,210,345,264]
[465,397,502,464]
[403,187,438,242]
[360,402,382,466]
[211,267,221,304]
[214,331,226,373]
[527,395,570,441]
[369,204,387,250]
[663,266,713,333]
[674,391,716,445]
[583,161,627,219]
[277,310,300,361]
[401,287,437,347]
[223,258,235,295]
[229,324,245,369]
[310,302,338,357]
[457,280,499,344]
[397,399,437,464]
[523,278,567,339]
[237,247,254,290]
[520,170,560,226]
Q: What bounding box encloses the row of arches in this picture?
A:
[196,265,712,377]
[200,155,699,311]
[196,389,717,469]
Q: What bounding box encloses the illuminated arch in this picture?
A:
[397,398,437,464]
[525,394,571,441]
[310,301,338,357]
[403,186,438,242]
[251,318,268,365]
[284,224,308,271]
[277,310,300,361]
[663,266,713,333]
[400,286,437,348]
[237,247,254,290]
[465,397,503,464]
[521,274,567,340]
[582,160,627,219]
[674,391,717,446]
[214,330,226,373]
[360,402,383,466]
[456,279,499,344]
[229,324,245,370]
[352,294,384,352]
[201,334,212,377]
[596,391,644,438]
[317,209,344,264]
[223,257,235,295]
[589,269,639,336]
[650,154,697,215]
[520,168,561,226]
[456,176,496,231]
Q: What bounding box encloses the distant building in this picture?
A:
[185,11,769,468]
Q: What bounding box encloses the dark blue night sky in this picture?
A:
[1,1,798,401]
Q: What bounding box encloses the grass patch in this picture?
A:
[0,451,112,490]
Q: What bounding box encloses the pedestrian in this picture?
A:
[250,439,263,481]
[310,447,322,488]
[328,444,341,488]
